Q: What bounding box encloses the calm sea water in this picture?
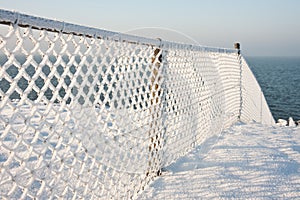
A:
[246,57,300,121]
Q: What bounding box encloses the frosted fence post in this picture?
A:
[235,42,243,120]
[146,38,164,183]
[260,90,263,123]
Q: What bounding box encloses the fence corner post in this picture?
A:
[234,42,240,55]
[235,42,243,121]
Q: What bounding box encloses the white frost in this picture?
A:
[289,117,296,127]
[277,118,288,126]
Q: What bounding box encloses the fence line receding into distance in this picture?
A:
[0,9,274,199]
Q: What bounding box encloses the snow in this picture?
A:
[140,122,300,199]
[1,102,300,198]
[289,117,296,127]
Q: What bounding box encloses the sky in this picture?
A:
[1,0,300,56]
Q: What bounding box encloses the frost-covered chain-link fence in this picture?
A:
[240,57,275,125]
[0,9,274,199]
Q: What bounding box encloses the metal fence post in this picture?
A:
[234,42,243,121]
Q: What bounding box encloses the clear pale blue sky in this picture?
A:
[1,0,300,56]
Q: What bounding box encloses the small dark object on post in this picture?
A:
[234,42,241,55]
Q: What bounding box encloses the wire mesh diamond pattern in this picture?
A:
[0,9,274,199]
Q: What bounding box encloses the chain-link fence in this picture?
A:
[0,9,274,199]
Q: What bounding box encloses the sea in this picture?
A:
[246,56,300,122]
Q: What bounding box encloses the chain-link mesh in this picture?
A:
[240,57,275,125]
[0,9,274,199]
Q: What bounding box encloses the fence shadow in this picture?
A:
[141,124,300,199]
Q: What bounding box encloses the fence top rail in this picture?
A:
[0,8,237,53]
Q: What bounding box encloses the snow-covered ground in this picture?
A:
[140,122,300,199]
[1,102,299,198]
